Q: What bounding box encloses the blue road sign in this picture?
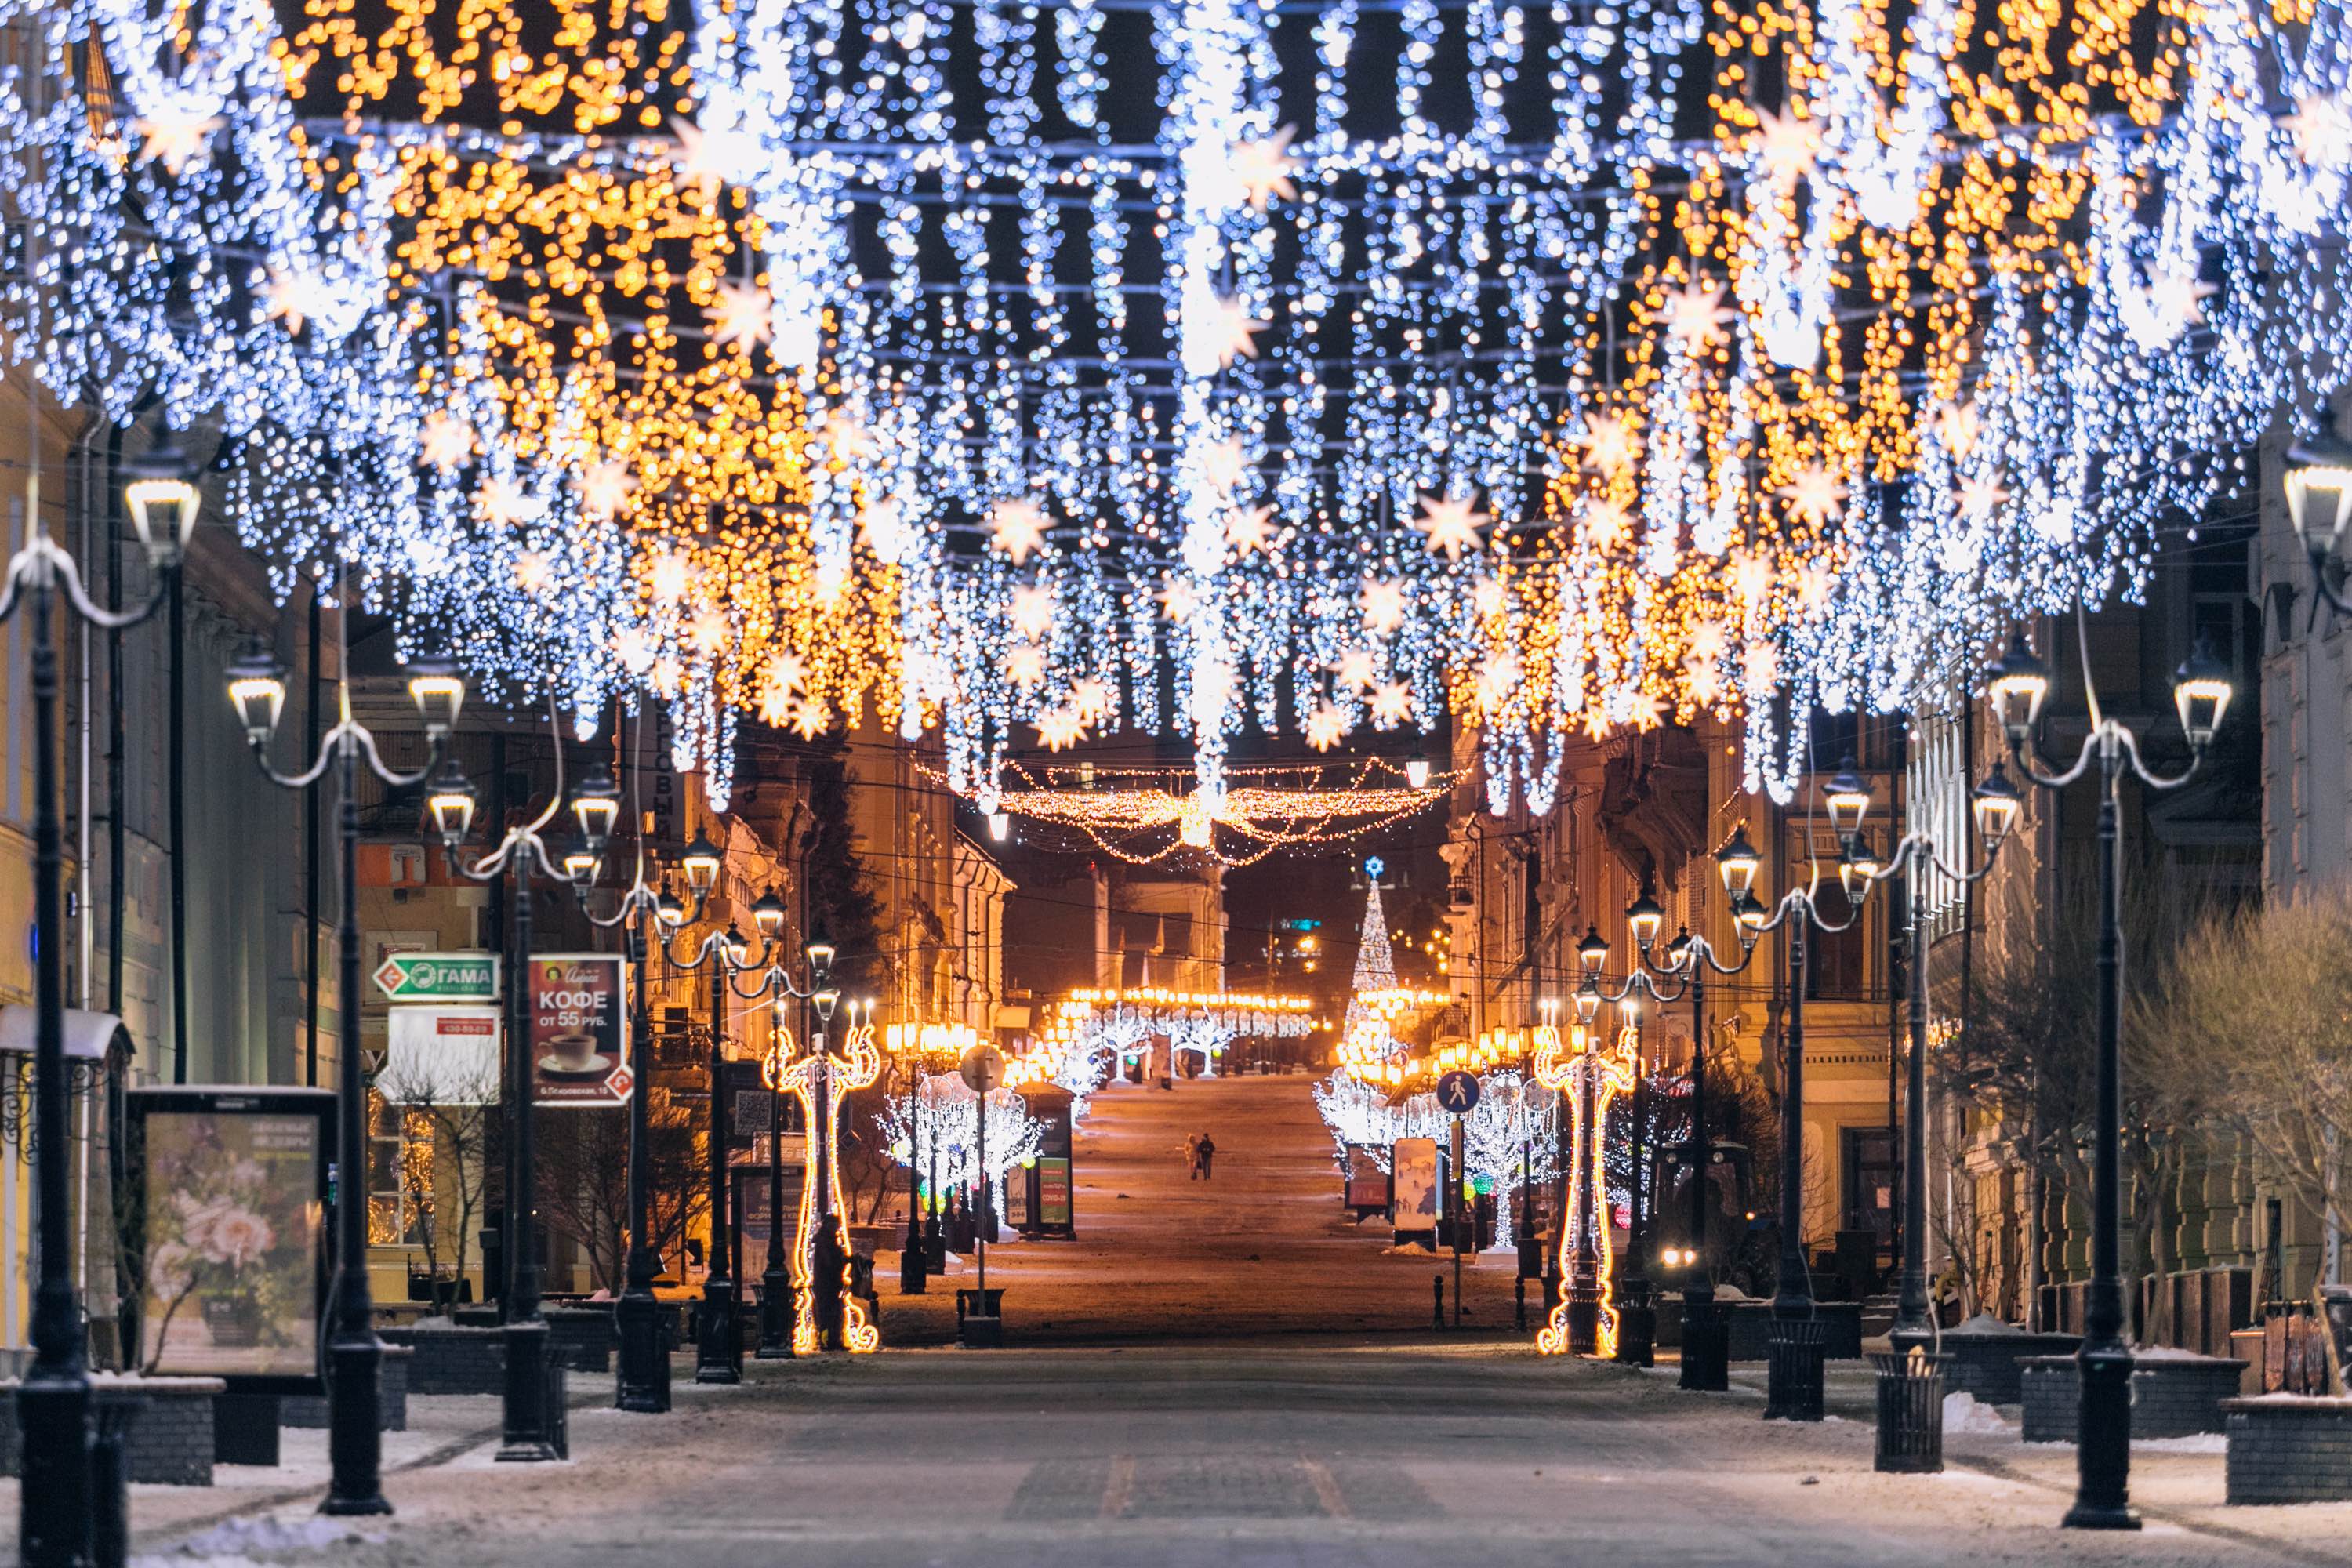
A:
[1435,1070,1482,1114]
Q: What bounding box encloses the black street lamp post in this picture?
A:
[1710,757,1896,1423]
[433,731,619,1461]
[1984,622,2230,1528]
[230,574,466,1515]
[11,443,196,1566]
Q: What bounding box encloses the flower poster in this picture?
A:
[132,1090,331,1385]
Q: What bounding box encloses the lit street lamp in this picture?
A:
[1711,757,1898,1423]
[570,742,679,1414]
[432,735,615,1461]
[230,572,466,1514]
[9,441,196,1565]
[1985,618,2230,1529]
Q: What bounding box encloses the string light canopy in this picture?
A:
[980,757,1449,865]
[5,0,2347,808]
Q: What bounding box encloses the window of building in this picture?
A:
[366,1090,433,1247]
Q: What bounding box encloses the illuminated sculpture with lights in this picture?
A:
[764,987,885,1353]
[1534,1018,1636,1359]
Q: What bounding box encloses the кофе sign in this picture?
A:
[529,953,633,1105]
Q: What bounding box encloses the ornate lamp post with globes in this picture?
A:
[426,734,622,1460]
[225,575,467,1515]
[1983,620,2232,1528]
[9,441,198,1566]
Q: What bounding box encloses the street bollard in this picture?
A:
[1515,1277,1526,1332]
[1871,1350,1946,1473]
[1433,1274,1446,1330]
[90,1393,139,1568]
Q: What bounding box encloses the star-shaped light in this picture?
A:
[1007,644,1047,687]
[1577,412,1640,476]
[1777,463,1847,525]
[1663,281,1734,348]
[263,268,323,336]
[1305,702,1348,751]
[1475,652,1523,713]
[790,701,829,741]
[1359,577,1407,636]
[1413,492,1486,561]
[2147,267,2218,330]
[648,547,694,605]
[576,457,637,521]
[651,656,684,699]
[1795,561,1836,612]
[1069,677,1114,721]
[1581,495,1634,553]
[1472,576,1508,617]
[478,476,546,528]
[1582,708,1613,742]
[1160,578,1199,622]
[1688,619,1730,662]
[1369,682,1414,728]
[1682,653,1722,705]
[612,627,656,675]
[1335,648,1378,691]
[1010,583,1057,640]
[2285,93,2352,165]
[1232,124,1301,210]
[133,108,223,175]
[419,412,474,473]
[757,674,796,728]
[705,281,772,349]
[1957,474,2010,519]
[1626,691,1667,732]
[990,497,1050,563]
[817,409,876,463]
[668,114,758,198]
[1730,551,1774,604]
[1936,401,1981,459]
[1225,503,1277,556]
[513,551,553,595]
[1201,295,1266,368]
[688,608,731,655]
[765,651,808,696]
[1751,107,1821,185]
[1035,705,1087,750]
[1740,641,1781,692]
[1200,437,1249,495]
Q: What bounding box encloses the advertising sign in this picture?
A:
[1345,1146,1390,1211]
[372,950,500,1003]
[732,1165,804,1256]
[1036,1156,1072,1229]
[529,953,633,1106]
[1391,1137,1439,1238]
[381,1005,500,1105]
[128,1088,332,1392]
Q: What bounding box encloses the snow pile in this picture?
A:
[140,1515,384,1566]
[1949,1312,2021,1336]
[1943,1391,2011,1435]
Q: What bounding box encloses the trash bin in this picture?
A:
[1872,1350,1946,1473]
[1764,1319,1828,1421]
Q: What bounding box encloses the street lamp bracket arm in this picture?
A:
[1,532,176,632]
[258,724,445,793]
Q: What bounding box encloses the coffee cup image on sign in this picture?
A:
[541,1031,608,1075]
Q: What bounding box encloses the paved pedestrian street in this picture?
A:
[24,1078,2352,1568]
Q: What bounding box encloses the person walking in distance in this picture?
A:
[1185,1131,1203,1179]
[1196,1133,1216,1181]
